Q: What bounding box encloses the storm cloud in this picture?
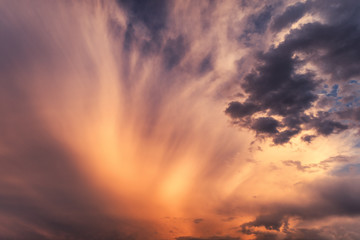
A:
[226,0,360,144]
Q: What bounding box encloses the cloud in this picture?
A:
[225,43,319,144]
[225,101,260,119]
[198,53,213,74]
[193,218,204,224]
[116,0,169,35]
[0,1,247,239]
[177,237,241,240]
[241,213,285,231]
[250,5,274,34]
[270,1,309,32]
[0,120,129,239]
[226,0,360,144]
[283,228,331,240]
[251,117,279,134]
[240,3,278,44]
[273,129,300,145]
[2,0,360,239]
[301,134,316,143]
[312,118,348,136]
[282,160,312,172]
[239,176,360,239]
[163,35,189,70]
[253,232,278,240]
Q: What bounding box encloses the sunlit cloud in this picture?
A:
[1,0,360,239]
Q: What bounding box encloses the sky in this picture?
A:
[0,0,360,239]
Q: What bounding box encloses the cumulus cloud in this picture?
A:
[238,176,360,239]
[226,0,360,144]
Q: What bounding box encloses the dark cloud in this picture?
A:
[245,226,356,240]
[273,0,360,82]
[241,213,284,231]
[251,117,279,134]
[337,107,360,122]
[225,47,317,144]
[116,0,172,55]
[283,228,330,240]
[245,228,332,240]
[239,4,277,44]
[227,0,360,144]
[271,1,309,32]
[282,115,309,129]
[319,178,360,215]
[284,22,360,81]
[163,35,188,70]
[177,236,241,240]
[301,134,316,143]
[123,23,136,51]
[273,129,300,145]
[313,0,360,26]
[193,218,204,224]
[253,232,278,240]
[239,176,360,239]
[225,101,260,119]
[199,53,213,74]
[241,52,318,117]
[312,119,348,136]
[251,5,274,34]
[117,0,169,36]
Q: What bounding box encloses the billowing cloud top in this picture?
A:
[0,0,360,239]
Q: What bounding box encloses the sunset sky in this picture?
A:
[1,0,360,239]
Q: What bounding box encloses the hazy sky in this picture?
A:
[1,0,360,239]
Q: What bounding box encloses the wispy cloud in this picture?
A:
[1,0,360,239]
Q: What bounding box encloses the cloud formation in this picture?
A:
[226,0,360,144]
[1,0,360,239]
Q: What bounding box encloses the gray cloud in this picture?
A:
[163,35,189,70]
[116,0,169,36]
[177,237,241,240]
[239,3,279,45]
[225,101,261,119]
[251,117,280,134]
[227,0,360,144]
[270,1,309,32]
[198,53,213,74]
[238,176,360,239]
[301,134,316,143]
